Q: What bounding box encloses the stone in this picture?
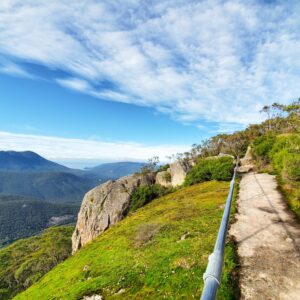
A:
[155,171,172,187]
[72,172,155,253]
[82,295,102,300]
[238,146,254,173]
[169,161,191,186]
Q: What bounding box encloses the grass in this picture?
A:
[14,181,239,300]
[0,226,74,299]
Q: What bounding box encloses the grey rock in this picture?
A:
[155,171,172,187]
[82,295,102,300]
[72,173,154,253]
[238,146,254,173]
[169,161,191,186]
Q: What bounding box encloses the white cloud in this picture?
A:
[0,61,32,78]
[0,131,190,163]
[0,1,299,125]
[56,77,91,92]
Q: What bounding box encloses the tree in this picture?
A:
[141,156,159,175]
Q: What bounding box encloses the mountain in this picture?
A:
[0,150,101,202]
[86,161,145,180]
[0,171,98,203]
[0,195,79,247]
[0,151,71,172]
[0,151,146,247]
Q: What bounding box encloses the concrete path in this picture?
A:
[230,172,300,300]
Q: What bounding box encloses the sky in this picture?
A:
[0,0,299,168]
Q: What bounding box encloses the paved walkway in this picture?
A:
[230,172,300,300]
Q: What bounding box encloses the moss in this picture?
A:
[15,181,238,300]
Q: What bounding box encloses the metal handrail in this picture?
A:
[200,163,238,300]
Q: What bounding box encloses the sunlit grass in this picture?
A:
[15,181,238,300]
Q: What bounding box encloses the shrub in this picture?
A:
[269,135,300,174]
[129,184,171,212]
[156,164,170,173]
[283,154,300,181]
[162,172,171,182]
[184,157,234,186]
[252,134,276,162]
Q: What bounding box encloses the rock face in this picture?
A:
[155,171,172,187]
[72,173,154,253]
[169,161,191,186]
[238,146,254,173]
[72,159,194,253]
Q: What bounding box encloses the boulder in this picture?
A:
[155,171,172,187]
[217,153,234,159]
[169,161,191,186]
[238,146,254,173]
[72,173,154,253]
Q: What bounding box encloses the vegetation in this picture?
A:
[15,181,238,300]
[0,196,78,247]
[184,157,234,186]
[0,171,97,203]
[253,134,300,218]
[156,164,170,173]
[129,184,173,212]
[0,226,73,299]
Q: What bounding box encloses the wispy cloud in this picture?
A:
[0,1,299,126]
[0,60,33,78]
[0,131,190,163]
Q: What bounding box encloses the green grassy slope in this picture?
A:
[15,181,238,300]
[0,226,74,299]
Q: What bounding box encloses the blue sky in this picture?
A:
[0,0,299,167]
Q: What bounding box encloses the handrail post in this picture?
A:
[200,161,238,300]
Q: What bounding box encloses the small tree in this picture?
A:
[141,156,159,175]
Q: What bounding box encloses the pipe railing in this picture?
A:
[200,162,238,300]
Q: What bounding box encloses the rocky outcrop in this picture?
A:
[238,146,254,173]
[72,159,194,253]
[169,161,191,186]
[155,171,172,187]
[72,173,154,253]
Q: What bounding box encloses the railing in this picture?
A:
[200,163,238,300]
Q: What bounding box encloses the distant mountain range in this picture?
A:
[0,151,145,202]
[0,151,71,172]
[0,150,145,246]
[86,161,145,180]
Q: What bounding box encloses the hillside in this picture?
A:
[0,196,79,247]
[14,181,238,300]
[0,151,71,172]
[86,162,145,180]
[0,171,98,202]
[0,226,74,300]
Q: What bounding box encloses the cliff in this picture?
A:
[72,160,192,253]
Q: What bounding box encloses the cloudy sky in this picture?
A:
[0,0,299,167]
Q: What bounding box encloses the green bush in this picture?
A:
[184,157,234,186]
[156,164,170,173]
[129,184,171,212]
[284,154,300,181]
[253,134,276,162]
[162,172,171,182]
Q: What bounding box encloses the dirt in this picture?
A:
[230,172,300,300]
